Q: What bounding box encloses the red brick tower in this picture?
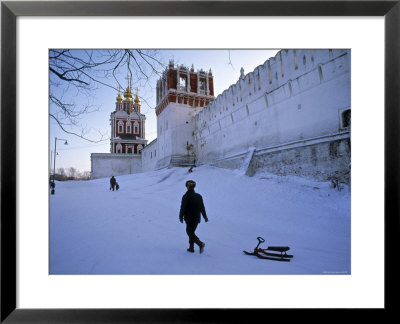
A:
[154,60,215,168]
[155,60,214,116]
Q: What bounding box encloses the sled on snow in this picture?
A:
[243,237,293,262]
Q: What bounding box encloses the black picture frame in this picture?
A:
[1,0,399,322]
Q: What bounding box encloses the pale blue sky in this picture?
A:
[50,49,279,173]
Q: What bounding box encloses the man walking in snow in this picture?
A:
[179,180,208,253]
[110,176,116,191]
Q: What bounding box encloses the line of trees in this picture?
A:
[51,168,91,181]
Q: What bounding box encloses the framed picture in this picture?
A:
[1,0,399,322]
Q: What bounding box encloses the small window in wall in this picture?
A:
[294,50,298,70]
[126,123,131,133]
[134,122,139,134]
[248,78,251,96]
[341,109,351,129]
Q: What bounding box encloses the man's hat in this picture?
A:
[185,180,196,188]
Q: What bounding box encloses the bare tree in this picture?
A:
[81,171,91,180]
[67,167,77,179]
[50,49,166,142]
[57,168,66,177]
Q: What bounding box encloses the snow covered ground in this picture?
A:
[49,165,351,275]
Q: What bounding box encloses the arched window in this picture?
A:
[199,80,205,94]
[116,143,122,154]
[118,121,124,134]
[178,76,187,91]
[134,121,139,134]
[126,121,131,134]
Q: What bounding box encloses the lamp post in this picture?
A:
[52,137,68,194]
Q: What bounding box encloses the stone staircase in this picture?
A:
[155,154,195,169]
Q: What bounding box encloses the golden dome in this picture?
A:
[134,93,140,104]
[116,92,123,102]
[124,87,133,100]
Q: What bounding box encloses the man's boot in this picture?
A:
[199,241,205,254]
[187,243,194,253]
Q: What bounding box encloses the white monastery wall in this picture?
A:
[90,153,142,179]
[192,50,350,181]
[155,103,199,168]
[141,139,158,172]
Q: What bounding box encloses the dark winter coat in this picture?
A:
[179,188,208,224]
[110,177,116,186]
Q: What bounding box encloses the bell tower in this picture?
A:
[154,60,215,168]
[155,60,214,116]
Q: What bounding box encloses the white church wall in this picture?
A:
[90,153,142,179]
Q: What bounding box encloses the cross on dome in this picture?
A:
[134,87,140,104]
[124,74,133,100]
[116,85,123,102]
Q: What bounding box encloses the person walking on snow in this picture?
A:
[179,180,208,253]
[110,176,116,191]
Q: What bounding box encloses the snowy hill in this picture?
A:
[50,165,350,275]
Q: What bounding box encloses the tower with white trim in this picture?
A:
[154,60,215,167]
[110,81,147,155]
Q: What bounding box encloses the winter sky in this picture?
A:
[49,49,279,174]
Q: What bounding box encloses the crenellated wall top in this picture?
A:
[195,49,350,124]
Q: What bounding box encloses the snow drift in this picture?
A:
[50,165,351,275]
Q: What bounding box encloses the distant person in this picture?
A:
[188,166,193,173]
[179,180,208,253]
[116,182,119,191]
[110,176,116,191]
[50,181,55,195]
